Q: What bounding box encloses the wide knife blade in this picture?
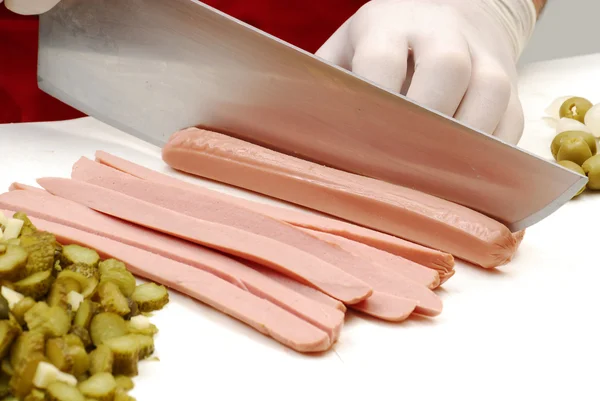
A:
[37,0,586,232]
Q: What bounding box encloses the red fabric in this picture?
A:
[0,1,367,124]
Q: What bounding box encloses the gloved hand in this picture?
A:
[1,0,60,15]
[316,0,537,145]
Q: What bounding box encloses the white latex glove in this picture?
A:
[1,0,60,15]
[316,0,537,145]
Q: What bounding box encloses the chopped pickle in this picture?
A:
[124,299,140,321]
[78,372,117,401]
[131,283,168,313]
[102,336,140,377]
[12,213,36,236]
[64,334,90,377]
[69,326,92,349]
[53,260,63,274]
[89,345,113,375]
[0,374,10,398]
[0,245,28,281]
[56,271,97,299]
[24,389,46,401]
[98,259,126,275]
[100,269,136,298]
[10,331,45,369]
[47,381,86,401]
[14,270,54,300]
[47,277,81,310]
[19,232,57,276]
[96,282,130,317]
[61,245,100,269]
[12,297,36,326]
[114,389,137,401]
[66,263,100,281]
[24,302,70,338]
[89,313,128,347]
[9,351,46,398]
[128,334,154,360]
[114,375,134,391]
[126,320,157,337]
[1,358,14,376]
[46,337,75,373]
[0,295,9,320]
[73,300,99,330]
[0,228,164,399]
[0,320,20,360]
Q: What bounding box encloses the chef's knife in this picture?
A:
[36,0,586,232]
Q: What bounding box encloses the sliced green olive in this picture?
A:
[559,96,594,123]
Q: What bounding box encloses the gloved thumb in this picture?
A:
[3,0,61,15]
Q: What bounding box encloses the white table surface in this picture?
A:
[1,53,599,401]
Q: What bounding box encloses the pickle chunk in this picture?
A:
[89,344,113,375]
[96,281,130,317]
[0,245,28,281]
[47,381,86,401]
[24,302,70,338]
[78,372,117,401]
[131,283,169,312]
[61,245,100,268]
[14,270,54,300]
[89,313,128,347]
[19,232,56,276]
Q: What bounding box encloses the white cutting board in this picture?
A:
[1,53,599,401]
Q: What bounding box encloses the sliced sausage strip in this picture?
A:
[71,156,441,313]
[160,128,521,268]
[0,191,344,340]
[248,263,347,313]
[351,293,418,323]
[299,228,440,289]
[1,211,331,353]
[94,150,455,274]
[36,177,373,305]
[8,182,46,193]
[300,230,443,317]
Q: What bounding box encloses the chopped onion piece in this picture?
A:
[545,96,574,119]
[2,218,23,240]
[584,103,600,137]
[556,117,592,135]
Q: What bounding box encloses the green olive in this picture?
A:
[556,137,593,166]
[551,130,597,159]
[557,160,586,196]
[559,97,594,123]
[582,154,600,190]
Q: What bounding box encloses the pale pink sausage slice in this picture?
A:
[299,230,443,316]
[71,156,441,311]
[94,150,455,274]
[3,212,331,353]
[8,182,46,193]
[249,262,417,321]
[161,128,521,268]
[299,228,440,289]
[36,177,373,304]
[0,190,344,340]
[249,263,347,313]
[351,293,418,322]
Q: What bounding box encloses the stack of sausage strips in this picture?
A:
[0,135,523,353]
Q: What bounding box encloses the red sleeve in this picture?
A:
[0,1,366,124]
